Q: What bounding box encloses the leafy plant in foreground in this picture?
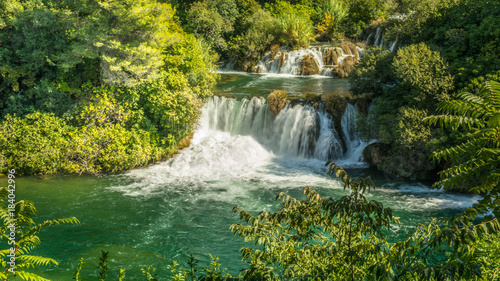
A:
[0,187,79,280]
[426,80,500,217]
[231,163,395,280]
[230,162,499,280]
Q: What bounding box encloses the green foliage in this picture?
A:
[142,266,159,281]
[314,0,349,40]
[97,250,109,281]
[385,0,454,44]
[0,7,68,90]
[426,79,500,216]
[386,0,500,86]
[267,1,315,48]
[377,107,444,179]
[229,162,500,280]
[186,1,233,52]
[470,232,500,280]
[383,210,499,280]
[229,8,275,71]
[231,166,395,280]
[349,47,395,98]
[65,0,179,86]
[342,0,389,37]
[0,0,218,175]
[0,112,73,175]
[0,186,79,280]
[392,43,454,109]
[163,34,219,102]
[164,254,233,281]
[73,258,84,281]
[351,43,453,179]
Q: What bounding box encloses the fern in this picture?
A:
[73,258,84,281]
[0,187,80,279]
[425,79,500,216]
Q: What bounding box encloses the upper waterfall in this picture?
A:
[253,44,364,76]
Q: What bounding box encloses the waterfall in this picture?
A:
[201,96,343,161]
[253,45,362,76]
[374,27,382,47]
[338,103,373,166]
[341,104,358,152]
[389,39,398,52]
[366,33,373,45]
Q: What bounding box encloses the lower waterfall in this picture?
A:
[200,96,368,164]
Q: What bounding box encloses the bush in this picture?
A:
[268,1,315,48]
[392,42,454,111]
[229,8,275,71]
[0,112,73,175]
[185,1,233,52]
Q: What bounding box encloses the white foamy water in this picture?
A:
[112,96,479,216]
[253,45,363,76]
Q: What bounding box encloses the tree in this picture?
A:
[65,0,180,86]
[392,42,454,111]
[267,1,315,48]
[185,1,233,52]
[426,79,500,217]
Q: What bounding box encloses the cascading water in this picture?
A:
[367,27,399,51]
[337,103,374,166]
[374,27,382,46]
[253,45,363,76]
[202,96,343,161]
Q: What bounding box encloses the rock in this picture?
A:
[269,44,281,61]
[363,142,390,166]
[299,55,320,75]
[267,90,288,115]
[333,56,356,78]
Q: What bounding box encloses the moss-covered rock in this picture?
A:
[213,92,237,99]
[300,55,320,75]
[267,90,288,115]
[269,44,281,61]
[323,48,342,66]
[333,56,356,78]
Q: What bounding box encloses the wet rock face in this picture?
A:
[300,54,321,75]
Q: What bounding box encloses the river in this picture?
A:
[14,72,478,279]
